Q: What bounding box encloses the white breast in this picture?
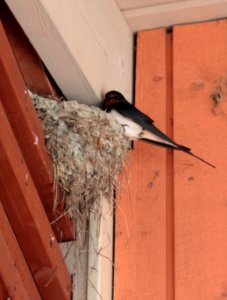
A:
[110,110,142,139]
[110,109,176,147]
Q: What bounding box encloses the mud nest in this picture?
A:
[31,92,129,221]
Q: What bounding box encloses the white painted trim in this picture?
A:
[59,240,88,300]
[60,199,113,300]
[116,0,180,10]
[87,197,114,300]
[122,0,227,32]
[5,0,133,105]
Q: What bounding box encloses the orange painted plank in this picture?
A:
[0,20,73,241]
[0,202,41,300]
[114,29,168,300]
[173,20,227,299]
[0,101,71,299]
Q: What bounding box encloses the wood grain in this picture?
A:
[0,100,71,300]
[0,20,73,241]
[173,20,227,300]
[123,0,227,32]
[5,0,133,104]
[115,19,227,300]
[114,29,168,300]
[117,0,181,10]
[0,1,57,97]
[0,202,41,300]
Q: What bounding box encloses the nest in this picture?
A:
[31,92,129,222]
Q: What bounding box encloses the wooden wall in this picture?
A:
[115,19,227,300]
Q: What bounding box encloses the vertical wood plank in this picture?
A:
[114,29,167,300]
[173,20,227,299]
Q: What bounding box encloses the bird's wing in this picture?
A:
[116,102,179,147]
[113,98,215,168]
[116,101,155,125]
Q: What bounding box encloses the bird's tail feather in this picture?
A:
[139,138,216,168]
[179,146,216,168]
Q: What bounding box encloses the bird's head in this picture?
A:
[103,90,124,111]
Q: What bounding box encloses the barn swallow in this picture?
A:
[103,90,215,168]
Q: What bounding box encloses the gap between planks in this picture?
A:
[165,32,175,300]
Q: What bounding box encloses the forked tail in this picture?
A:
[178,145,216,168]
[139,138,216,168]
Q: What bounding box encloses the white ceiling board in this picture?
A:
[5,0,133,105]
[116,0,184,10]
[122,0,227,32]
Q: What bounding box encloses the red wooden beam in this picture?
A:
[0,202,42,300]
[0,100,71,299]
[0,280,7,300]
[0,19,73,241]
[0,1,58,96]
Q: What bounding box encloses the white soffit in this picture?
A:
[117,0,181,10]
[118,0,227,32]
[5,0,133,105]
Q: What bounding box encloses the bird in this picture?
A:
[103,90,215,168]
